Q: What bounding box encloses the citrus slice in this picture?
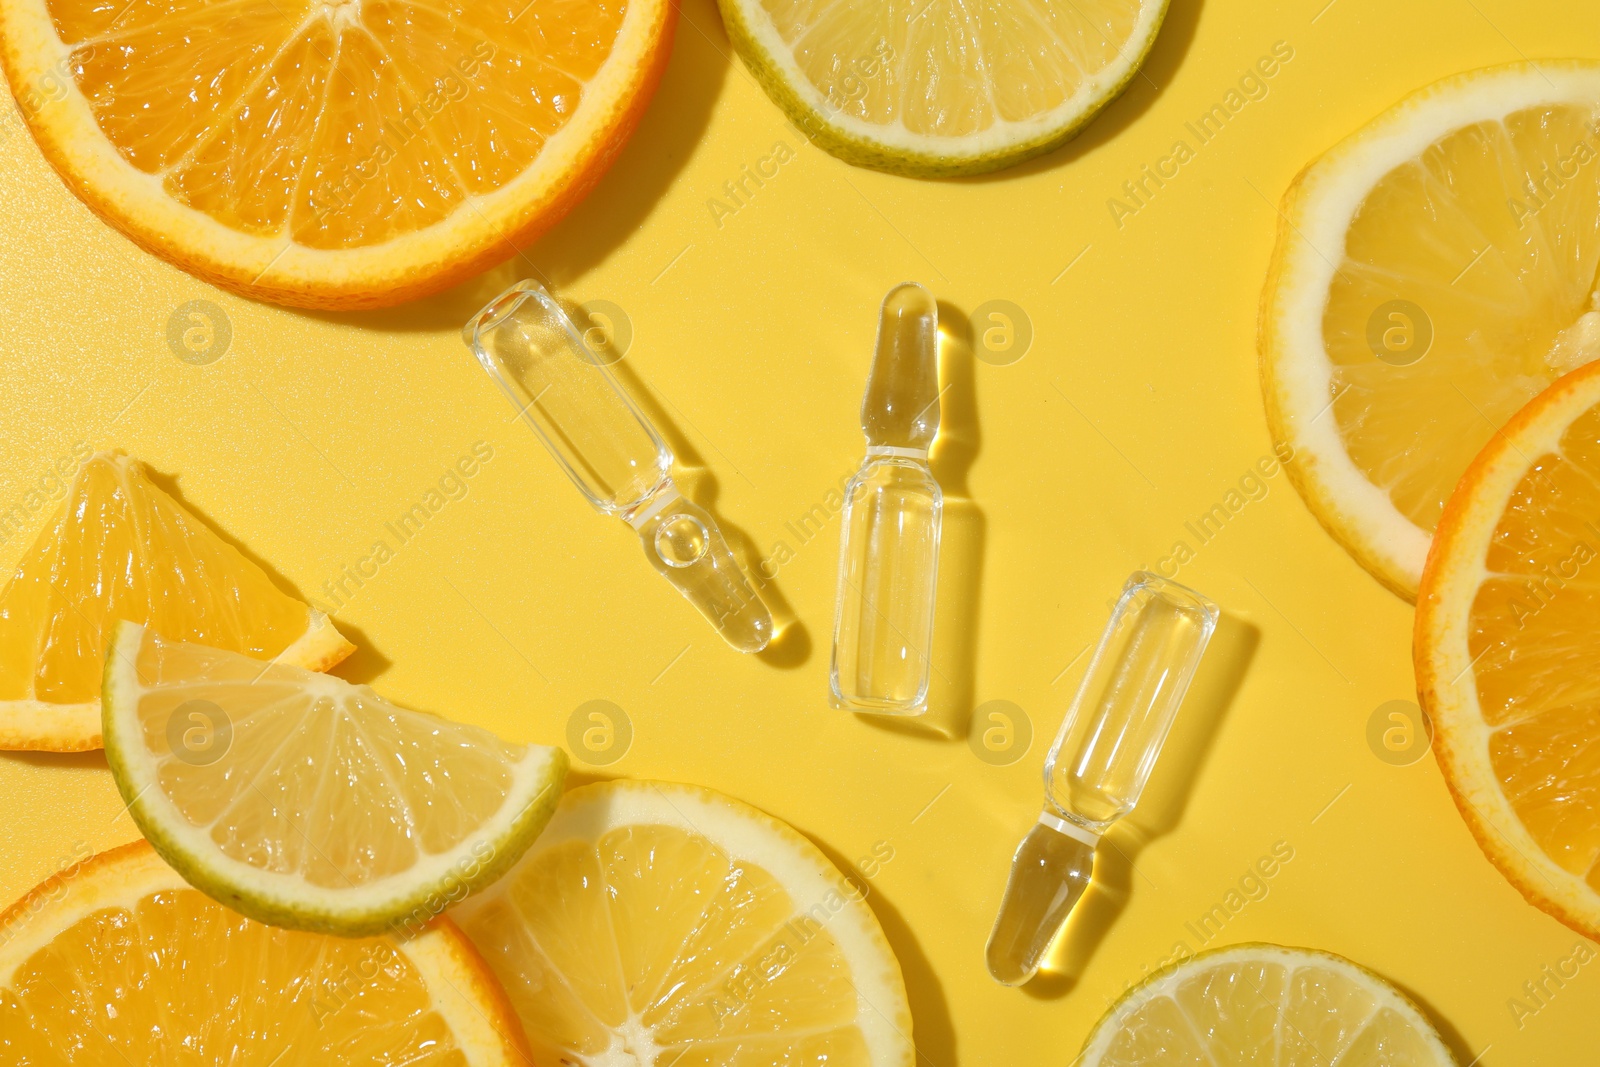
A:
[452,779,914,1067]
[0,840,532,1064]
[102,620,568,936]
[1077,943,1453,1066]
[0,0,673,308]
[1417,359,1600,939]
[0,452,352,752]
[718,0,1168,176]
[1261,61,1600,599]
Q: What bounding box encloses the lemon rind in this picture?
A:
[1261,60,1600,600]
[456,779,916,1067]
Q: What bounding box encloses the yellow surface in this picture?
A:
[0,1,1594,1063]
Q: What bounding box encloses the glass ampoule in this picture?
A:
[463,280,772,653]
[830,283,942,715]
[986,572,1218,985]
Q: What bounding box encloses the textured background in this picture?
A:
[1,0,1596,1060]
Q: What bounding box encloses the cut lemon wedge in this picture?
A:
[102,621,568,936]
[718,0,1168,176]
[1418,360,1600,939]
[0,0,674,307]
[0,452,352,752]
[452,779,914,1067]
[0,840,532,1064]
[1077,944,1452,1066]
[1261,62,1600,599]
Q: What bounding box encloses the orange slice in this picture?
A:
[0,452,351,751]
[0,0,674,308]
[0,840,532,1064]
[1418,359,1600,937]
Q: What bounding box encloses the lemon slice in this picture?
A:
[718,0,1169,176]
[1261,61,1600,599]
[0,452,352,752]
[102,620,567,936]
[0,0,673,307]
[1418,360,1600,939]
[1078,943,1453,1065]
[453,779,914,1067]
[0,840,532,1063]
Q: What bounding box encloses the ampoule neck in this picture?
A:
[860,282,939,452]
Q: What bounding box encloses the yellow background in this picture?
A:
[0,0,1595,1061]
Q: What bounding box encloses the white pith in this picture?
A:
[1265,62,1600,595]
[1420,369,1600,932]
[1077,944,1452,1064]
[0,0,668,295]
[0,842,526,1064]
[103,621,564,926]
[453,780,915,1067]
[726,0,1166,162]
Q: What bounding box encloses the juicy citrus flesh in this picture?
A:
[0,0,672,305]
[1327,104,1600,533]
[1078,944,1452,1066]
[103,622,567,935]
[1262,63,1600,598]
[0,841,530,1064]
[722,0,1166,174]
[1418,360,1600,935]
[47,0,624,249]
[453,780,914,1067]
[0,452,350,750]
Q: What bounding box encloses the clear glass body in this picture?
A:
[464,280,668,513]
[831,459,942,712]
[986,573,1217,986]
[1044,573,1219,831]
[830,283,942,714]
[463,280,771,652]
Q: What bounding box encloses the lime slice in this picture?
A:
[1078,943,1454,1065]
[102,620,567,936]
[718,0,1169,176]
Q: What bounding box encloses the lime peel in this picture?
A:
[102,620,567,937]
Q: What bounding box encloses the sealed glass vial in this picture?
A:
[463,280,772,653]
[986,572,1218,984]
[830,283,942,715]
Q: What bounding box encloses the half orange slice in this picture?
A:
[1418,359,1600,937]
[0,840,532,1063]
[0,0,675,307]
